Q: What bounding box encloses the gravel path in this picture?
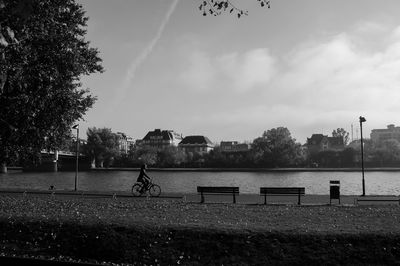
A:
[1,195,400,234]
[2,195,400,265]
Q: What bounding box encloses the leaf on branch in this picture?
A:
[0,33,8,48]
[198,0,270,18]
[5,27,16,42]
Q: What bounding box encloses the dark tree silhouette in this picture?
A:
[0,0,103,172]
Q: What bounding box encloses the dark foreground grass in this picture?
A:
[1,195,400,265]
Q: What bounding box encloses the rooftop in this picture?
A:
[179,135,213,145]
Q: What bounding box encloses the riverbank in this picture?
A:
[1,194,400,265]
[7,166,400,173]
[90,167,400,172]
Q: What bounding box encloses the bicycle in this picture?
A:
[131,179,161,197]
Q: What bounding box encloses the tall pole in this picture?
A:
[359,116,366,196]
[73,124,79,191]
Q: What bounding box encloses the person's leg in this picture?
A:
[139,181,145,192]
[144,179,149,189]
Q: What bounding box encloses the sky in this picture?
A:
[77,0,400,144]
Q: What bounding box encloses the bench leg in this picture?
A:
[233,193,236,204]
[200,192,204,203]
[298,193,301,205]
[264,194,267,205]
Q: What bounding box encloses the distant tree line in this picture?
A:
[307,129,400,168]
[81,126,400,169]
[82,126,305,168]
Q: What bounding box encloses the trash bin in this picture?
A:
[330,180,340,204]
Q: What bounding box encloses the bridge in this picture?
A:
[26,150,90,172]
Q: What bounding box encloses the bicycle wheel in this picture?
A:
[132,183,143,196]
[149,184,161,197]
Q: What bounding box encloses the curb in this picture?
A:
[0,189,183,199]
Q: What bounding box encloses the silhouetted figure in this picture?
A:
[137,164,151,191]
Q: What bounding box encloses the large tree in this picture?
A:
[332,128,350,146]
[84,127,120,168]
[0,0,103,172]
[252,127,304,167]
[131,145,158,167]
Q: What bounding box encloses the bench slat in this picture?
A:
[260,187,305,195]
[197,186,239,193]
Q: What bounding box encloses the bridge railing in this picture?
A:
[41,150,85,157]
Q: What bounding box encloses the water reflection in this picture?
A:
[0,170,399,195]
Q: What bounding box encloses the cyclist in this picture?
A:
[137,164,151,192]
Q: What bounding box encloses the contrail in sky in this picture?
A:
[114,0,179,105]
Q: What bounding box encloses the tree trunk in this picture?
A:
[0,51,7,93]
[1,162,7,173]
[0,72,6,93]
[91,158,96,169]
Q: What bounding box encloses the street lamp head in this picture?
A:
[359,116,366,123]
[72,124,79,129]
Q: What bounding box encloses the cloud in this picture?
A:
[275,27,400,112]
[179,48,276,93]
[178,22,400,141]
[353,21,388,35]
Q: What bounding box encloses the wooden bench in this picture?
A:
[197,186,239,203]
[260,187,305,205]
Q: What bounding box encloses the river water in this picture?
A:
[0,170,399,195]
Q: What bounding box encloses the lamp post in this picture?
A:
[72,124,79,191]
[359,116,366,196]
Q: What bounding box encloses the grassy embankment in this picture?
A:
[1,195,400,265]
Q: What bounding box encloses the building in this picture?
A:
[370,124,400,144]
[220,141,251,153]
[179,135,214,155]
[116,132,134,154]
[306,134,344,154]
[126,136,135,152]
[142,129,183,149]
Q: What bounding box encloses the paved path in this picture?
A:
[0,189,399,206]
